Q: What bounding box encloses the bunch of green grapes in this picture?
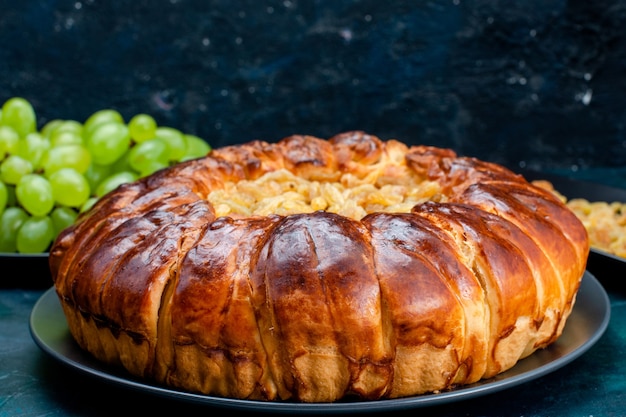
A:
[0,97,211,254]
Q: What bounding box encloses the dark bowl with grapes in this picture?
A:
[1,97,214,289]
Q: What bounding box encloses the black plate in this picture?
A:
[29,272,609,413]
[518,169,626,292]
[0,252,52,289]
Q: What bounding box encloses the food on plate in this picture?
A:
[532,179,626,258]
[49,131,589,402]
[0,96,211,253]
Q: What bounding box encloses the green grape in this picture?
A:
[0,180,7,215]
[50,128,82,147]
[155,127,186,161]
[0,155,34,185]
[1,97,36,138]
[16,215,54,253]
[137,160,168,177]
[48,120,84,146]
[40,119,64,138]
[128,113,157,143]
[0,125,20,160]
[49,168,90,208]
[52,120,83,136]
[109,148,134,174]
[128,138,168,173]
[41,144,91,175]
[50,206,78,237]
[181,134,211,161]
[16,174,55,216]
[85,121,131,165]
[0,206,29,252]
[95,171,137,198]
[84,163,112,192]
[83,109,124,140]
[17,132,50,169]
[80,197,97,213]
[4,183,16,206]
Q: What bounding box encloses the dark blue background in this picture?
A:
[2,0,625,184]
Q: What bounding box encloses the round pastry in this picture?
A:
[49,131,589,403]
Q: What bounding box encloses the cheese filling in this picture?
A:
[207,168,445,220]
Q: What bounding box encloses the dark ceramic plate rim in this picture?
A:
[29,272,609,414]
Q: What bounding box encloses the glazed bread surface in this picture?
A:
[49,131,589,403]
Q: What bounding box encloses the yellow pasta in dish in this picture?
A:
[208,168,444,220]
[532,179,626,258]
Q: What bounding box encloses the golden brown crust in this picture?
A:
[49,131,589,403]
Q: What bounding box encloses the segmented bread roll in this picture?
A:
[49,131,589,403]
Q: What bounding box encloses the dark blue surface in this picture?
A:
[2,0,626,179]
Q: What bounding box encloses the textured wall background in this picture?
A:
[2,0,625,182]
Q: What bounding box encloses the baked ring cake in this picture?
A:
[49,131,589,403]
